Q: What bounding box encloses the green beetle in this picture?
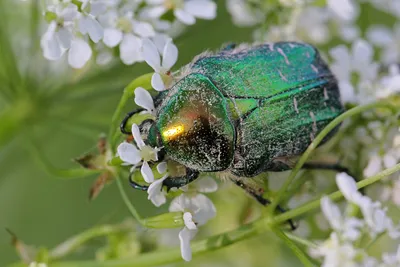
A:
[122,42,344,206]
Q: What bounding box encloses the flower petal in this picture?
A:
[193,176,218,193]
[191,194,216,225]
[90,1,107,16]
[157,162,168,174]
[178,227,197,261]
[183,212,197,230]
[169,195,184,212]
[184,0,217,20]
[140,6,167,19]
[320,196,342,230]
[120,34,143,65]
[142,38,161,72]
[103,28,123,48]
[56,27,73,49]
[133,21,155,38]
[141,161,155,183]
[152,34,169,54]
[147,174,168,207]
[327,0,357,21]
[131,123,146,149]
[151,73,165,91]
[41,22,64,60]
[174,9,196,25]
[117,142,142,165]
[79,15,104,43]
[134,87,155,113]
[68,39,92,69]
[336,172,362,204]
[161,39,178,70]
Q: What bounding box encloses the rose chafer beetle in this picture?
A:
[121,42,344,217]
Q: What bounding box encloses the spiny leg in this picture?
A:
[163,168,199,190]
[230,178,297,230]
[302,162,354,177]
[120,108,145,134]
[129,167,200,191]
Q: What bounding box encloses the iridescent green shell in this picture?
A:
[152,42,344,176]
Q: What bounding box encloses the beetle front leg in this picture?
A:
[129,167,200,191]
[162,168,200,190]
[230,178,297,230]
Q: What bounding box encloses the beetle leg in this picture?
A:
[230,178,297,230]
[120,108,145,134]
[129,172,149,191]
[128,168,199,191]
[162,168,200,191]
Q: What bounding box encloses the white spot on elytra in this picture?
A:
[268,43,274,51]
[309,111,317,134]
[277,48,290,65]
[306,52,310,58]
[310,132,315,142]
[311,64,319,74]
[278,69,288,82]
[293,97,299,114]
[288,43,296,48]
[323,87,329,100]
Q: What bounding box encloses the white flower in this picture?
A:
[226,0,265,27]
[40,3,79,58]
[329,39,379,104]
[78,0,106,43]
[380,245,400,267]
[377,64,400,99]
[327,0,357,22]
[100,5,155,65]
[321,196,363,241]
[147,162,169,207]
[310,232,362,266]
[169,190,217,261]
[117,124,159,183]
[134,87,156,115]
[142,37,178,91]
[367,24,400,65]
[147,173,168,207]
[142,0,217,26]
[335,172,400,238]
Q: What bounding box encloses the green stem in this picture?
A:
[115,175,144,224]
[108,73,153,149]
[272,228,315,267]
[16,219,266,267]
[50,224,132,260]
[11,163,399,267]
[269,100,396,213]
[284,232,318,249]
[272,162,400,225]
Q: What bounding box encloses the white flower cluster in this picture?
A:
[118,125,218,261]
[114,37,216,261]
[330,40,400,104]
[40,0,216,68]
[311,173,400,266]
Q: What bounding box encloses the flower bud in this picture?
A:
[143,212,184,229]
